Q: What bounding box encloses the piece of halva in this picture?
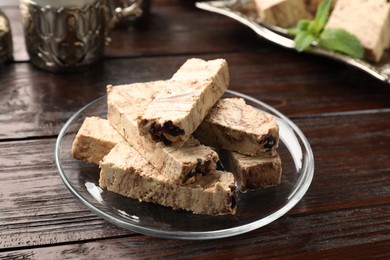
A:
[137,58,229,146]
[194,98,279,156]
[254,0,311,28]
[220,149,282,192]
[107,81,219,184]
[71,116,125,164]
[325,0,390,62]
[99,142,237,216]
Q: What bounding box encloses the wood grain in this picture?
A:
[1,52,390,140]
[0,139,135,250]
[1,0,260,61]
[291,112,390,214]
[106,0,260,57]
[1,205,389,259]
[0,113,388,249]
[0,0,389,257]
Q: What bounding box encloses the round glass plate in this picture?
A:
[55,90,314,240]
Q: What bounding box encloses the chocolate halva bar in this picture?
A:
[220,149,282,192]
[254,0,310,28]
[194,98,279,156]
[107,81,219,184]
[99,142,237,215]
[71,116,125,164]
[70,117,237,215]
[325,0,390,62]
[137,58,229,146]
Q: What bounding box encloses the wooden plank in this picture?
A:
[1,0,387,257]
[2,0,260,61]
[106,0,260,57]
[0,57,175,140]
[0,205,389,258]
[290,112,390,214]
[0,139,134,249]
[1,53,390,139]
[0,113,389,249]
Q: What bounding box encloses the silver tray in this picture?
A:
[196,0,390,84]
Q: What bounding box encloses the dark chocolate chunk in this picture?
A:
[148,122,173,145]
[262,133,275,150]
[148,121,184,144]
[162,121,185,137]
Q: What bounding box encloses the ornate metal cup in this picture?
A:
[20,0,144,72]
[0,9,13,64]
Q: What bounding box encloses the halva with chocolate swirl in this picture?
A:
[70,58,283,216]
[194,98,279,156]
[99,142,237,216]
[220,149,282,192]
[71,116,237,215]
[254,0,310,28]
[325,0,390,62]
[71,116,125,164]
[107,81,219,184]
[137,58,229,146]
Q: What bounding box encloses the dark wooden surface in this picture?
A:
[1,0,389,259]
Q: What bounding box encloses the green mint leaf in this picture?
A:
[287,0,363,59]
[319,28,364,59]
[311,0,332,36]
[294,31,317,52]
[288,20,312,36]
[297,19,312,31]
[287,27,300,36]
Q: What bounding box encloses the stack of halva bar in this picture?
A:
[254,0,390,62]
[71,58,282,216]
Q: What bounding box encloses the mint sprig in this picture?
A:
[288,0,364,59]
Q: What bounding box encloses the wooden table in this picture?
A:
[1,0,389,258]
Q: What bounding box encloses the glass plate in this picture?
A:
[196,0,390,84]
[55,90,314,240]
